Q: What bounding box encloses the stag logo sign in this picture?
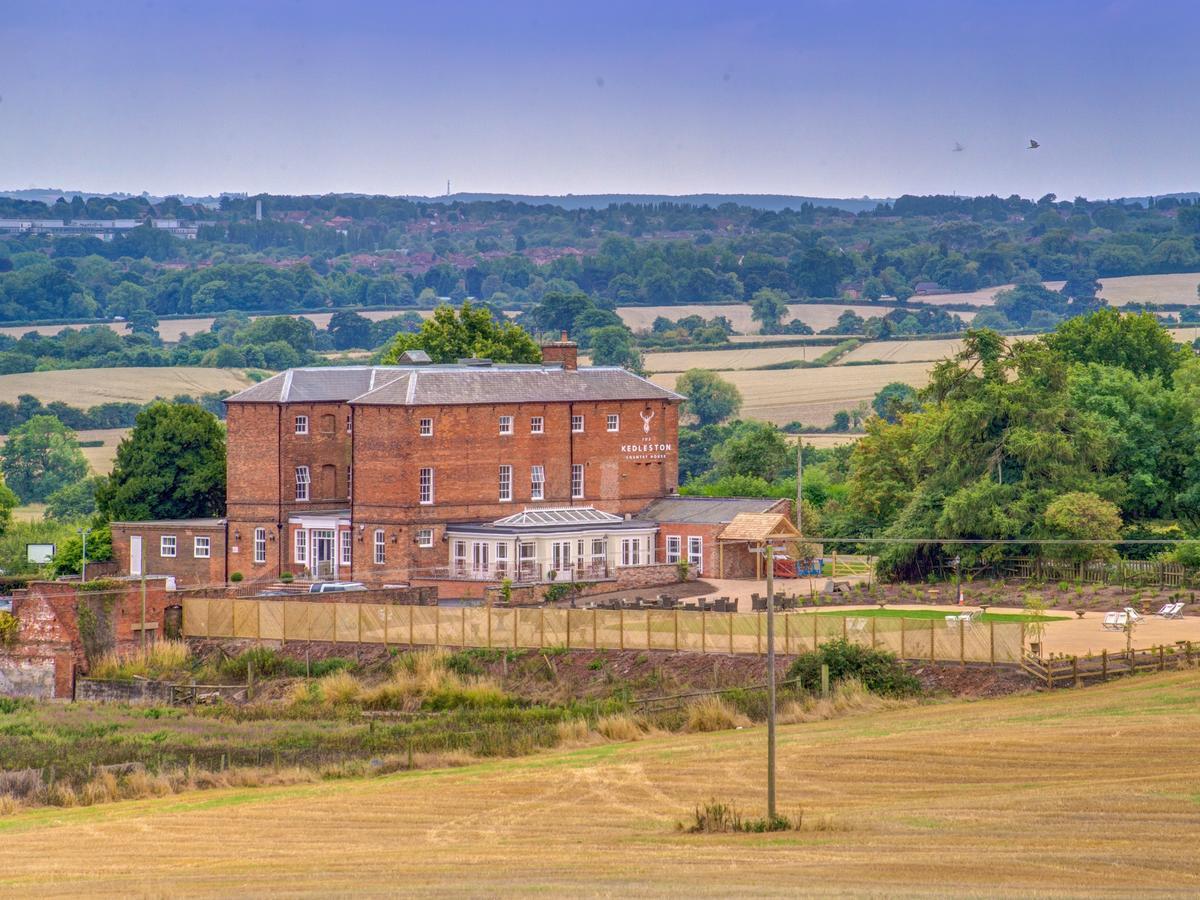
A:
[639,408,655,433]
[624,407,670,459]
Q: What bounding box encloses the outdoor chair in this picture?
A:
[752,597,767,612]
[1102,611,1128,631]
[847,618,868,635]
[1124,607,1145,625]
[1155,602,1184,619]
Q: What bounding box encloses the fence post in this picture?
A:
[730,612,735,655]
[357,603,362,645]
[1046,660,1053,690]
[674,609,679,652]
[1187,641,1194,668]
[566,609,572,649]
[871,617,877,649]
[1101,649,1107,681]
[959,620,965,666]
[842,616,847,640]
[409,604,415,649]
[813,613,817,650]
[900,617,906,659]
[1072,656,1079,688]
[929,619,935,664]
[647,610,652,650]
[989,621,995,666]
[540,607,545,649]
[487,605,492,648]
[784,614,790,655]
[1159,645,1165,671]
[461,606,467,649]
[701,610,706,653]
[619,608,625,651]
[434,607,440,649]
[206,600,213,639]
[383,605,390,648]
[592,609,598,650]
[820,663,829,699]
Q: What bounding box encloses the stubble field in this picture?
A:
[0,671,1196,896]
[0,367,255,407]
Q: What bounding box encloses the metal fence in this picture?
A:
[182,598,1025,665]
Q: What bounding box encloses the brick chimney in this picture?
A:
[541,331,578,370]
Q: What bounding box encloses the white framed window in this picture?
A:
[294,529,307,565]
[688,536,703,573]
[294,415,308,435]
[591,538,607,567]
[253,527,266,564]
[419,467,434,504]
[499,415,513,435]
[452,540,468,574]
[571,464,584,499]
[419,417,433,437]
[417,528,434,548]
[530,416,544,434]
[160,535,176,558]
[499,465,512,502]
[346,415,353,434]
[666,535,682,564]
[193,536,211,559]
[295,466,310,501]
[341,530,352,566]
[530,465,545,501]
[571,414,584,433]
[620,537,641,567]
[494,541,508,575]
[374,529,385,565]
[607,414,619,432]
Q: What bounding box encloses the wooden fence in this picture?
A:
[182,597,1025,665]
[1020,642,1198,688]
[1004,557,1199,590]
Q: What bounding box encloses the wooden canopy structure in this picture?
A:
[716,513,803,579]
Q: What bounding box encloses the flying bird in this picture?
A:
[952,142,964,152]
[1027,139,1040,150]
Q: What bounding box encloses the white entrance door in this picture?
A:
[472,541,490,576]
[688,536,703,574]
[130,536,143,576]
[552,541,572,578]
[313,529,336,579]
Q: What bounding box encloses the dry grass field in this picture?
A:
[641,345,831,373]
[617,303,901,334]
[0,671,1196,896]
[0,367,254,407]
[919,273,1200,308]
[654,361,934,426]
[0,428,128,479]
[837,337,966,364]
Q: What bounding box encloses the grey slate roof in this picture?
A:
[637,496,788,525]
[225,365,681,406]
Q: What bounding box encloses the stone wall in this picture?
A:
[484,564,681,605]
[75,677,174,705]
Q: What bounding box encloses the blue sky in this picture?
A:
[2,0,1197,199]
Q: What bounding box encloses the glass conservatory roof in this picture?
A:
[491,507,626,528]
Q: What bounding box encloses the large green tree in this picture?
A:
[1043,308,1185,384]
[97,403,227,521]
[676,369,742,425]
[0,415,89,503]
[380,302,541,364]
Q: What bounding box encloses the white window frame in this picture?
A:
[591,538,607,568]
[373,529,385,565]
[193,536,211,559]
[499,465,512,502]
[687,536,703,573]
[530,416,544,434]
[607,414,620,432]
[295,466,310,502]
[253,527,266,564]
[666,535,682,564]
[294,415,308,435]
[571,414,584,433]
[419,467,434,505]
[294,529,307,566]
[160,535,176,558]
[417,528,434,548]
[341,530,352,566]
[346,415,353,434]
[494,541,508,575]
[499,415,513,435]
[419,417,433,437]
[530,465,545,501]
[452,540,468,574]
[571,464,584,499]
[620,537,641,567]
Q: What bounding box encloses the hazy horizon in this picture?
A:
[4,0,1198,200]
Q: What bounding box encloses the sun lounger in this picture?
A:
[1155,602,1184,619]
[847,618,868,635]
[1124,607,1145,625]
[1102,611,1128,631]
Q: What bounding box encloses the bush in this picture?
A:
[786,639,920,697]
[0,610,18,645]
[230,572,243,583]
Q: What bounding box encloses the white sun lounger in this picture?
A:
[847,617,868,635]
[1155,602,1184,619]
[1124,607,1145,625]
[1102,611,1128,631]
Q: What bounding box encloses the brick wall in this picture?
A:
[654,499,791,578]
[111,522,227,587]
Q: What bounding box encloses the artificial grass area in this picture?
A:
[812,607,1069,623]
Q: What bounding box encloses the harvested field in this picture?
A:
[617,303,900,334]
[0,367,254,406]
[1,672,1197,895]
[654,361,934,426]
[919,273,1200,308]
[784,432,861,448]
[837,337,966,364]
[642,345,829,373]
[0,427,127,475]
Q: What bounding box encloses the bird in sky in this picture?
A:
[1027,139,1040,150]
[952,141,964,152]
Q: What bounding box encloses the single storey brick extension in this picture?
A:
[110,337,794,592]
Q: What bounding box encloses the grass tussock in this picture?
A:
[681,800,841,834]
[89,640,192,680]
[776,678,911,725]
[554,718,593,746]
[595,713,653,742]
[685,697,751,733]
[316,670,362,705]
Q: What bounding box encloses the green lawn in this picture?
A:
[813,607,1069,624]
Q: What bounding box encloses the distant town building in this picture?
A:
[0,218,208,239]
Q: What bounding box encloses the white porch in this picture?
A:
[289,512,352,581]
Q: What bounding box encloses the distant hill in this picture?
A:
[415,192,889,213]
[0,188,226,208]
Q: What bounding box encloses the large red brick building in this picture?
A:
[113,338,711,589]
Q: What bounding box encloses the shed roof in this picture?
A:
[637,496,787,525]
[717,513,801,543]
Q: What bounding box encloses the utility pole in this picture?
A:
[765,543,777,821]
[78,528,91,582]
[796,437,803,536]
